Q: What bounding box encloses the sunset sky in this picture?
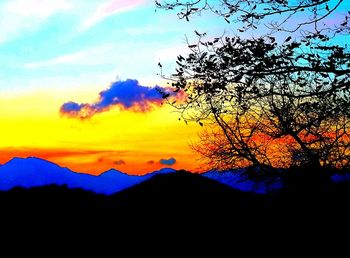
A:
[0,0,348,175]
[0,0,231,174]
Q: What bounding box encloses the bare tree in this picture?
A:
[157,0,350,178]
[164,34,350,172]
[155,0,349,36]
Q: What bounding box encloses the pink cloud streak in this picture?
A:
[102,0,145,15]
[82,0,146,30]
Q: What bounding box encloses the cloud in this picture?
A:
[60,79,182,119]
[24,44,117,69]
[0,0,73,42]
[114,159,126,165]
[0,147,127,162]
[81,0,146,30]
[25,50,90,69]
[147,160,155,165]
[159,158,176,166]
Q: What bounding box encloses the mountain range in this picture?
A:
[0,157,175,194]
[0,157,348,195]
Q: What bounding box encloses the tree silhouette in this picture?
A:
[165,35,350,171]
[155,0,349,36]
[156,0,350,174]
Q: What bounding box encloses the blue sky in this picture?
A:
[1,0,348,94]
[0,0,348,174]
[0,0,228,92]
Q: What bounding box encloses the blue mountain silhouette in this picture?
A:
[6,157,338,194]
[0,157,287,194]
[0,157,175,194]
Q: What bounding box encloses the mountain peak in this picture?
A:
[0,157,150,194]
[99,169,130,177]
[6,156,55,166]
[151,167,176,174]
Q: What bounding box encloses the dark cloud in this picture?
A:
[159,158,176,166]
[114,159,126,165]
[147,160,155,165]
[60,79,182,119]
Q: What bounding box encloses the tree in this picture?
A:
[155,0,349,36]
[156,0,350,175]
[167,35,350,170]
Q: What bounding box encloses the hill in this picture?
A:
[1,169,350,235]
[0,170,263,214]
[109,170,265,215]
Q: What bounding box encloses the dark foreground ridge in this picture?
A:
[1,169,350,220]
[111,170,264,213]
[2,169,350,241]
[0,170,253,213]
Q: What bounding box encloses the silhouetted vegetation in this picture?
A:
[2,170,350,217]
[155,0,349,36]
[167,37,350,171]
[3,170,350,244]
[157,0,350,185]
[3,170,350,243]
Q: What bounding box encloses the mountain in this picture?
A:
[0,170,267,219]
[0,157,175,194]
[203,169,283,194]
[110,170,263,213]
[0,156,287,195]
[2,171,350,237]
[0,170,249,212]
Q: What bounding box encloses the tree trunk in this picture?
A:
[289,131,321,168]
[285,131,333,192]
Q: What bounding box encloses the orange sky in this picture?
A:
[0,86,203,175]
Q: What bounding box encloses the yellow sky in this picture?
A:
[0,86,203,175]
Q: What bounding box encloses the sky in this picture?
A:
[0,0,229,175]
[0,0,348,175]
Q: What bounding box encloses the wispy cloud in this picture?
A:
[114,159,126,165]
[25,50,88,68]
[0,0,148,42]
[0,0,73,42]
[80,0,146,30]
[60,79,183,119]
[0,147,125,161]
[24,45,116,68]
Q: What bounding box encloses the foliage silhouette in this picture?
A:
[155,0,349,36]
[157,0,350,181]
